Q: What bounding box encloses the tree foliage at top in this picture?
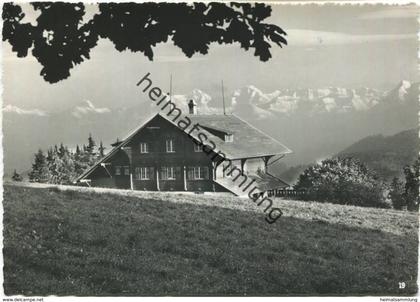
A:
[2,2,287,83]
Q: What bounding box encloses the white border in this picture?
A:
[1,1,419,301]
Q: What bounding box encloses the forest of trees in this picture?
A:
[294,157,419,211]
[26,134,106,185]
[294,157,389,209]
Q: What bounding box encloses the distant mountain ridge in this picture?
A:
[272,128,418,184]
[232,85,384,118]
[4,80,415,119]
[337,128,419,180]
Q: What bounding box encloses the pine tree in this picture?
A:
[46,148,53,164]
[62,152,76,183]
[29,149,50,183]
[86,133,96,155]
[73,144,85,175]
[76,140,95,173]
[12,169,23,182]
[98,141,105,158]
[49,153,63,184]
[403,158,419,211]
[59,143,66,158]
[49,151,76,184]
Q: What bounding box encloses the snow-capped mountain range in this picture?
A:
[5,81,411,119]
[230,81,417,119]
[3,81,418,175]
[233,85,383,116]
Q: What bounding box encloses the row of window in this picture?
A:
[114,166,209,180]
[115,166,130,176]
[139,140,202,154]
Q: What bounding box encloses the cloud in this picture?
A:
[358,6,418,20]
[286,29,416,46]
[3,104,47,116]
[72,100,110,118]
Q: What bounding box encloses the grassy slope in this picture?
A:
[3,184,418,296]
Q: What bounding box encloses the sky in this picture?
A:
[2,3,419,112]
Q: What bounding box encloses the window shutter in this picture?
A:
[194,167,200,179]
[115,166,121,175]
[150,167,155,179]
[161,167,167,180]
[203,167,209,179]
[187,167,193,179]
[175,166,181,179]
[124,166,130,175]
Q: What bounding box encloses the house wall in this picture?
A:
[94,115,219,192]
[89,149,130,189]
[89,167,116,188]
[216,159,241,179]
[85,115,273,193]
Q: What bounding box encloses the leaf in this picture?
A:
[3,2,287,83]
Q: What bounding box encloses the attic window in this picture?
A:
[224,134,233,142]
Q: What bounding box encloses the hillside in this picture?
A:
[270,128,418,184]
[3,183,418,296]
[338,128,419,180]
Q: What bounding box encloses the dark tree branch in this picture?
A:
[3,2,287,83]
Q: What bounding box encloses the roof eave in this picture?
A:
[228,150,292,161]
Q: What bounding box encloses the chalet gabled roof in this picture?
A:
[160,113,292,160]
[75,112,292,182]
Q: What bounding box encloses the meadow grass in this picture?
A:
[3,184,418,296]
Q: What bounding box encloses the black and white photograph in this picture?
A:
[1,0,419,299]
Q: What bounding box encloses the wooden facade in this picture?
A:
[85,115,228,192]
[76,111,291,195]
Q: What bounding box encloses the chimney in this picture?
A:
[188,99,197,115]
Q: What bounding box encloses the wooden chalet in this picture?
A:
[75,101,292,196]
